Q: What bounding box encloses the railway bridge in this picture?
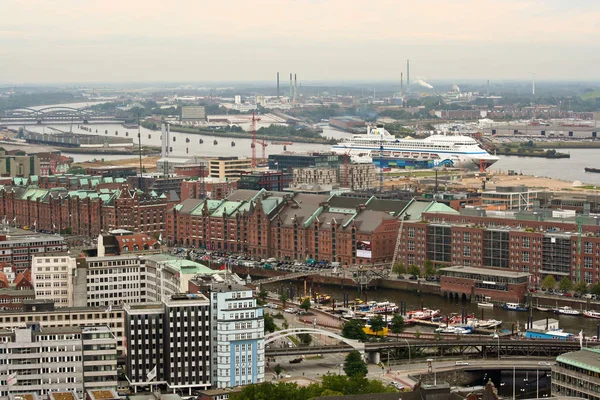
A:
[0,106,126,125]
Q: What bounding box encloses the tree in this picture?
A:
[423,259,435,277]
[264,313,276,333]
[574,281,588,295]
[342,319,368,341]
[369,315,386,337]
[408,264,421,277]
[344,351,368,378]
[541,275,556,291]
[390,314,405,338]
[258,288,268,303]
[392,262,406,277]
[591,283,600,296]
[273,364,283,379]
[559,277,573,292]
[300,298,311,312]
[280,291,289,308]
[298,333,312,346]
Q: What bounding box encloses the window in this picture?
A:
[463,232,471,243]
[585,242,593,254]
[522,237,530,248]
[522,251,530,263]
[463,246,471,257]
[408,241,415,251]
[408,227,415,238]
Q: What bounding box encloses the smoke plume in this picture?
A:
[415,79,433,89]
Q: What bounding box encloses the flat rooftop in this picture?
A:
[442,266,530,279]
[557,347,600,374]
[48,392,77,400]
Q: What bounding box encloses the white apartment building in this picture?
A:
[209,283,265,389]
[31,254,76,307]
[0,325,117,400]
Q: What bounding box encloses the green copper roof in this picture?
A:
[557,348,600,375]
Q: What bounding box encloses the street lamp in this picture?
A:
[403,338,411,371]
[493,330,500,361]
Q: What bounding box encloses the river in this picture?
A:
[262,281,600,338]
[22,123,347,163]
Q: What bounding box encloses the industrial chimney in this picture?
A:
[277,72,280,98]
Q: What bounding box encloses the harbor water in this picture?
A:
[263,281,600,338]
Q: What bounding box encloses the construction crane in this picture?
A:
[260,137,268,165]
[251,112,261,168]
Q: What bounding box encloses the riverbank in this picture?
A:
[166,125,336,145]
[494,146,570,158]
[57,146,160,156]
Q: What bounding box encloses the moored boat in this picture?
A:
[536,306,550,312]
[583,310,600,319]
[502,302,528,312]
[584,167,600,173]
[477,302,494,308]
[554,306,581,316]
[407,308,440,320]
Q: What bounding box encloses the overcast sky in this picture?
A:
[2,0,599,84]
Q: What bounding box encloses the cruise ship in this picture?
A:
[331,125,499,171]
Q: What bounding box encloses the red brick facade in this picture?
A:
[0,184,167,237]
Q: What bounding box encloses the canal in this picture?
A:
[262,281,600,338]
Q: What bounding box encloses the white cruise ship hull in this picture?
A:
[332,126,499,171]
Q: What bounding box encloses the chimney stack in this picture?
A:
[294,73,298,104]
[277,72,280,98]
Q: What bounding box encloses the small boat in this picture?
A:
[199,139,204,144]
[407,308,440,320]
[213,140,218,145]
[271,141,293,145]
[536,306,550,312]
[477,302,494,309]
[583,310,600,319]
[584,167,600,173]
[554,306,581,316]
[314,293,331,304]
[502,303,528,312]
[371,301,399,314]
[231,141,236,147]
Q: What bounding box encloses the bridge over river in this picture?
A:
[0,106,126,125]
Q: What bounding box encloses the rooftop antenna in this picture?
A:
[137,114,143,192]
[531,72,535,97]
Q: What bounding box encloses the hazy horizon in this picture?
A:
[2,0,599,84]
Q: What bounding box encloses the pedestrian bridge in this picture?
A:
[265,327,364,354]
[252,271,315,286]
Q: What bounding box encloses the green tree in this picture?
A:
[273,364,283,379]
[541,275,556,291]
[559,277,573,292]
[341,319,368,341]
[408,264,421,277]
[264,313,276,333]
[392,262,406,277]
[298,333,312,346]
[574,281,588,295]
[280,291,289,308]
[423,259,435,277]
[299,298,311,312]
[344,351,368,378]
[591,283,600,296]
[390,314,405,338]
[414,329,421,339]
[369,315,386,336]
[258,288,268,301]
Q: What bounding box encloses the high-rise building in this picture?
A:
[31,254,76,307]
[124,294,211,394]
[189,276,265,389]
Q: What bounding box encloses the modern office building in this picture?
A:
[0,233,67,273]
[124,294,211,394]
[237,171,293,192]
[552,347,600,400]
[0,324,117,400]
[0,302,126,354]
[207,157,252,180]
[268,152,344,172]
[31,254,76,307]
